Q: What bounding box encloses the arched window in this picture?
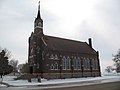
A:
[66,56,71,70]
[73,57,77,70]
[73,57,81,70]
[62,56,71,70]
[91,58,95,70]
[50,64,54,70]
[83,58,87,70]
[54,62,58,70]
[62,56,66,70]
[86,58,90,70]
[77,57,81,70]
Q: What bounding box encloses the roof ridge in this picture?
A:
[45,35,85,44]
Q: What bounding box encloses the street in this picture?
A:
[1,81,120,90]
[46,81,120,90]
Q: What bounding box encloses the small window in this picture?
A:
[55,54,58,60]
[50,54,54,59]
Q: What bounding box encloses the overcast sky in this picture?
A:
[0,0,120,72]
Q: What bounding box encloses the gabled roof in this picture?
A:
[43,35,97,55]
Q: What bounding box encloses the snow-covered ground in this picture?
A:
[0,73,120,88]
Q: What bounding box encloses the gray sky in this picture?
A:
[0,0,120,72]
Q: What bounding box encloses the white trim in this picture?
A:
[42,37,47,46]
[34,26,43,29]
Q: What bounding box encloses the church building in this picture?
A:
[28,2,101,79]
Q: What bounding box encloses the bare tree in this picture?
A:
[4,48,12,59]
[9,59,18,76]
[105,66,113,73]
[0,47,11,59]
[112,49,120,73]
[17,64,24,73]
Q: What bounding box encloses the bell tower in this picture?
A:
[34,1,43,34]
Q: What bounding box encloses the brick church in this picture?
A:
[28,2,101,79]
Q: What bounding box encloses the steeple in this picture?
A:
[34,1,43,34]
[37,1,41,19]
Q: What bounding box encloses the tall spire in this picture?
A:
[37,1,41,18]
[38,1,40,11]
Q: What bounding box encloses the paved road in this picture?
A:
[45,81,120,90]
[1,81,120,90]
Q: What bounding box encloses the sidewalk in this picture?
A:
[1,75,120,88]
